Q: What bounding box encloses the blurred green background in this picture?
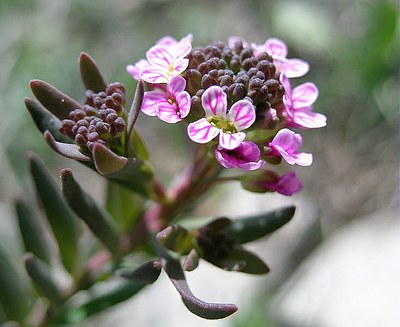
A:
[0,0,398,326]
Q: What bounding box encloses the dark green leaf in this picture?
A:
[30,79,83,120]
[15,198,53,264]
[79,52,107,92]
[24,97,71,143]
[126,80,144,138]
[119,260,162,284]
[24,253,65,304]
[226,206,295,244]
[153,236,238,319]
[61,169,120,257]
[0,248,29,322]
[29,153,81,272]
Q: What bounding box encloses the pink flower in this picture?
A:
[261,171,303,196]
[215,141,265,170]
[252,38,309,78]
[280,74,326,129]
[187,86,256,150]
[268,129,312,166]
[127,34,193,84]
[141,76,191,123]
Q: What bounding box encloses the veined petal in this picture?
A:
[157,102,182,123]
[271,129,302,153]
[146,45,175,69]
[293,109,327,129]
[188,118,220,144]
[219,131,245,150]
[175,33,193,57]
[292,83,318,108]
[172,57,189,76]
[272,57,291,75]
[142,90,168,116]
[227,100,256,131]
[286,59,310,78]
[280,73,292,97]
[139,67,169,84]
[201,86,227,118]
[156,35,178,47]
[290,152,313,166]
[175,91,191,119]
[265,38,288,58]
[168,76,187,95]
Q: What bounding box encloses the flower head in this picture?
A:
[215,141,265,170]
[280,74,326,129]
[268,129,312,166]
[252,38,309,78]
[127,34,192,84]
[141,76,190,123]
[187,86,256,150]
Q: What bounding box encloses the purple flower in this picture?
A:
[187,86,256,150]
[252,38,309,78]
[281,74,327,129]
[261,171,303,196]
[268,129,312,166]
[215,141,265,171]
[127,34,193,84]
[141,76,191,123]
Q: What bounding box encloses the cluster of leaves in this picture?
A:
[0,53,296,326]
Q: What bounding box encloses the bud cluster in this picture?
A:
[60,83,126,151]
[185,40,284,118]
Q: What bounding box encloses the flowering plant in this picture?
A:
[11,34,326,325]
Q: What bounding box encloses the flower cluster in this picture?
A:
[127,35,326,196]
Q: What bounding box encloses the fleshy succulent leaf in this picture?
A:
[156,225,194,255]
[44,131,93,162]
[214,247,270,275]
[61,169,120,258]
[153,236,238,319]
[119,260,162,284]
[0,247,29,322]
[182,249,199,271]
[24,97,71,143]
[205,217,232,232]
[79,52,107,92]
[29,153,81,272]
[30,79,83,120]
[126,80,144,139]
[225,206,296,244]
[23,253,65,304]
[15,198,53,265]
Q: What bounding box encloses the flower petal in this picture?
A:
[175,91,191,119]
[188,118,220,144]
[293,109,327,129]
[292,83,318,108]
[139,67,169,84]
[227,100,256,131]
[146,45,174,69]
[265,38,288,58]
[219,131,245,150]
[142,90,167,116]
[201,86,227,118]
[267,172,303,196]
[270,129,302,153]
[286,59,310,78]
[290,152,313,166]
[171,57,189,76]
[126,59,151,80]
[168,76,187,95]
[175,33,193,57]
[272,57,291,75]
[157,102,181,123]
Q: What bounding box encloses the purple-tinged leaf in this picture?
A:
[156,225,193,255]
[119,260,162,284]
[225,206,295,244]
[153,237,238,319]
[44,131,92,162]
[127,80,144,137]
[182,249,199,271]
[79,52,107,92]
[30,79,83,120]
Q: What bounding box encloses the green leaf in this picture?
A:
[24,97,71,143]
[156,225,194,255]
[79,52,107,92]
[30,79,83,120]
[126,80,144,138]
[119,260,162,284]
[225,206,295,244]
[153,236,238,320]
[61,169,120,258]
[23,253,65,304]
[92,142,153,197]
[29,153,81,272]
[15,198,53,265]
[214,247,269,275]
[127,130,150,160]
[56,279,145,324]
[105,182,143,232]
[0,248,29,322]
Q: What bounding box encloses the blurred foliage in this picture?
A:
[0,0,398,326]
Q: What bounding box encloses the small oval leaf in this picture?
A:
[79,52,107,92]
